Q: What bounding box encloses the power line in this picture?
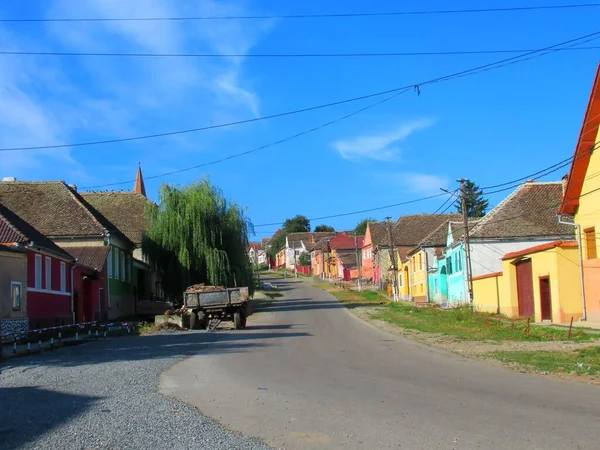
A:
[3,30,599,153]
[3,47,600,59]
[253,193,450,228]
[79,88,411,189]
[3,3,599,22]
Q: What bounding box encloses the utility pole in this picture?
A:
[354,234,362,291]
[292,239,298,278]
[385,216,398,301]
[458,179,474,304]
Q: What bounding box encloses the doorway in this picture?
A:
[539,276,552,321]
[516,259,534,318]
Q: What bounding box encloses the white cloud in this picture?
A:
[0,0,274,182]
[400,173,450,194]
[332,119,434,161]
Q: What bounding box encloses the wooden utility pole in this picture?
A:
[385,216,398,301]
[354,234,362,291]
[458,179,474,303]
[292,239,298,278]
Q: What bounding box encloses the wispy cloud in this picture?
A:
[400,173,450,194]
[0,0,274,183]
[332,119,434,161]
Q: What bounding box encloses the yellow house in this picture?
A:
[400,249,428,302]
[473,241,583,323]
[559,63,600,322]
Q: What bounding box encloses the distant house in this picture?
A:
[361,222,388,284]
[247,242,266,266]
[310,237,331,278]
[0,203,74,332]
[326,234,363,281]
[0,180,136,321]
[284,232,336,269]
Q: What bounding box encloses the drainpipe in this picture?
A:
[557,215,587,321]
[71,261,78,324]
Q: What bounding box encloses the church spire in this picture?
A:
[134,163,146,197]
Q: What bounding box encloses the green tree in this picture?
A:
[283,215,310,233]
[298,252,311,266]
[455,180,489,218]
[142,179,253,299]
[354,218,375,236]
[314,224,335,232]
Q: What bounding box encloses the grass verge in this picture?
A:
[492,347,600,376]
[315,283,595,342]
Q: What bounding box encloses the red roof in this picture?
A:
[559,63,600,214]
[329,234,363,250]
[501,240,578,261]
[472,272,503,281]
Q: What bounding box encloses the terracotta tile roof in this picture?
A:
[329,234,363,250]
[248,242,262,251]
[309,237,330,252]
[449,219,481,245]
[470,182,574,239]
[501,240,578,260]
[472,272,503,281]
[0,181,110,237]
[368,222,390,246]
[337,251,358,269]
[81,192,152,245]
[287,232,336,248]
[261,237,271,247]
[394,214,462,246]
[65,246,111,271]
[0,202,72,259]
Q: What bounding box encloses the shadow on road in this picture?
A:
[0,328,311,370]
[0,386,99,450]
[256,298,375,313]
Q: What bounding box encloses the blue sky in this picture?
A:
[1,0,599,238]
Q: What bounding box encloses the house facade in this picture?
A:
[0,180,136,321]
[559,63,600,322]
[361,222,387,285]
[285,232,335,269]
[0,203,74,331]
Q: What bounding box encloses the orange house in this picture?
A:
[559,63,600,322]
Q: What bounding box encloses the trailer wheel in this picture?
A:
[197,311,208,329]
[234,311,243,330]
[189,312,198,330]
[241,314,247,329]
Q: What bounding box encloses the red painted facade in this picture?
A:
[361,226,376,282]
[26,250,73,329]
[73,266,108,323]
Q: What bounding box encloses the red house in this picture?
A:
[0,203,74,330]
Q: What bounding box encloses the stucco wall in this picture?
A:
[470,240,566,277]
[0,250,27,321]
[473,274,503,313]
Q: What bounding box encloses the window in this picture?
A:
[45,257,52,290]
[11,282,22,310]
[108,247,113,278]
[585,227,597,259]
[35,254,42,289]
[121,252,125,281]
[419,253,423,270]
[114,248,120,279]
[448,257,453,275]
[458,253,463,271]
[60,262,66,292]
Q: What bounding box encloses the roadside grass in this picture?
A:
[314,283,595,342]
[492,346,600,376]
[371,302,595,342]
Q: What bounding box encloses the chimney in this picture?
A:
[2,176,16,182]
[526,179,535,183]
[68,184,77,191]
[561,174,569,196]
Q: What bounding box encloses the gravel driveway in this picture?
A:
[0,331,271,450]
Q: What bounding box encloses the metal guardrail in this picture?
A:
[1,321,136,360]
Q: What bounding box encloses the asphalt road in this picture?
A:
[162,278,600,450]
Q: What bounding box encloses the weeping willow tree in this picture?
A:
[142,179,254,299]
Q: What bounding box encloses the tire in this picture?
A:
[233,311,243,330]
[197,311,208,329]
[240,314,247,329]
[189,312,198,330]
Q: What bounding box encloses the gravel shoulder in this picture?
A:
[0,331,271,450]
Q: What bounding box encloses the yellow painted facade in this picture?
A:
[473,245,583,323]
[472,273,502,314]
[399,250,428,301]
[573,124,600,321]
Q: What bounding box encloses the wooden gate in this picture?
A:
[539,276,552,321]
[516,259,534,318]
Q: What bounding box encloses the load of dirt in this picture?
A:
[185,283,225,293]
